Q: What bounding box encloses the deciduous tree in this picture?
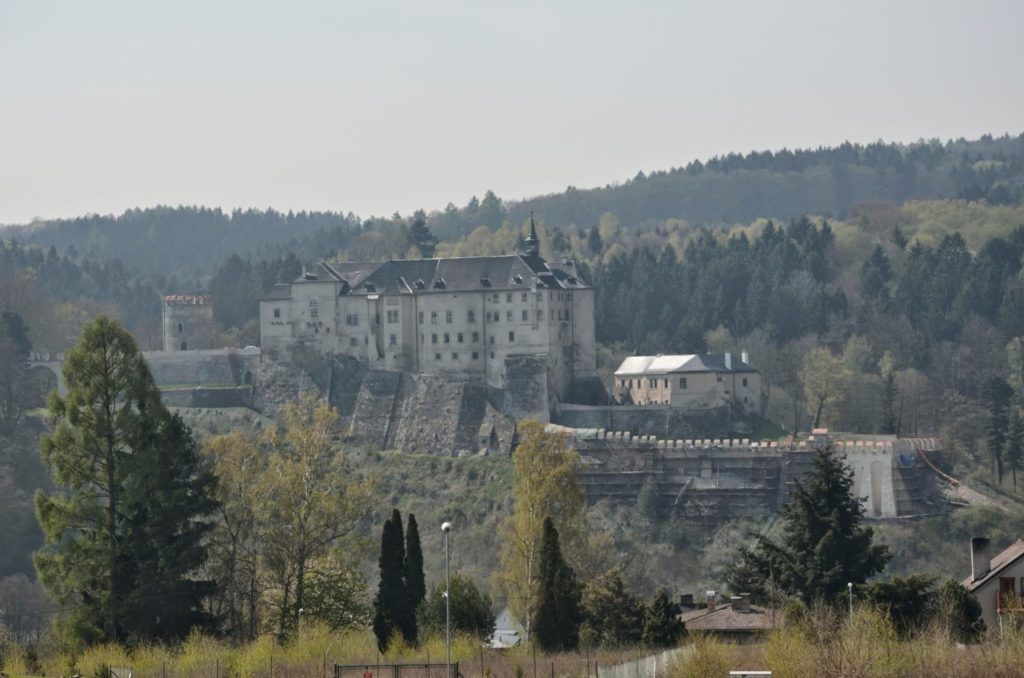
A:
[498,421,585,640]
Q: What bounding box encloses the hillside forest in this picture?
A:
[2,133,1024,668]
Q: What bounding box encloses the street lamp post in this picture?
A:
[442,521,453,678]
[847,582,853,622]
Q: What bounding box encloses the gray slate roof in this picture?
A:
[962,539,1024,592]
[283,254,590,296]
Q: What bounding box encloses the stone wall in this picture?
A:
[142,350,261,387]
[501,354,550,423]
[569,430,943,524]
[554,404,731,439]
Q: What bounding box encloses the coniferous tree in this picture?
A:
[642,590,683,648]
[579,569,642,648]
[986,377,1014,485]
[0,310,33,434]
[404,513,425,636]
[407,213,438,258]
[1006,407,1023,489]
[373,509,408,652]
[728,444,890,604]
[34,316,218,643]
[879,352,898,434]
[532,517,582,652]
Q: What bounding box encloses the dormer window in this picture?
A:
[363,283,376,293]
[433,278,446,289]
[480,277,492,287]
[512,274,523,284]
[414,279,426,290]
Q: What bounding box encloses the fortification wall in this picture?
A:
[569,430,942,524]
[554,404,730,439]
[142,350,261,387]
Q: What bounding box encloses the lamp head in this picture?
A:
[441,521,453,533]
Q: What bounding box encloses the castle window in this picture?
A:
[446,310,453,323]
[346,314,359,326]
[375,313,381,324]
[536,310,542,320]
[444,333,450,344]
[178,322,183,333]
[472,331,479,342]
[522,310,528,321]
[521,292,527,302]
[508,331,515,342]
[680,377,687,389]
[418,311,424,324]
[493,294,499,303]
[490,336,495,345]
[472,351,479,360]
[389,334,396,346]
[431,334,438,344]
[742,377,748,387]
[273,308,281,319]
[468,309,476,323]
[350,337,358,347]
[387,310,399,323]
[457,332,464,343]
[180,341,187,350]
[506,310,512,322]
[716,376,724,383]
[490,351,495,359]
[506,293,512,303]
[435,353,442,361]
[664,379,669,388]
[309,298,319,319]
[452,352,459,360]
[431,311,438,324]
[536,292,543,301]
[326,327,330,333]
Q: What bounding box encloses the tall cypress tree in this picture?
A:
[34,316,219,643]
[986,377,1014,485]
[373,509,408,652]
[404,513,425,644]
[532,517,582,652]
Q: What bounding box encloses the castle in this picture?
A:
[162,294,214,352]
[258,222,597,401]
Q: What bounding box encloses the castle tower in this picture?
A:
[162,295,214,352]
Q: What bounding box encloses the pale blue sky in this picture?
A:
[1,0,1021,224]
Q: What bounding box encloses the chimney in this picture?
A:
[972,537,992,581]
[724,352,732,370]
[741,350,749,365]
[706,591,716,612]
[740,592,751,612]
[730,595,743,610]
[679,594,694,609]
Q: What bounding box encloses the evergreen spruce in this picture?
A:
[407,214,438,258]
[404,513,425,644]
[986,377,1014,485]
[372,509,408,652]
[879,352,898,435]
[532,517,582,652]
[1006,407,1023,489]
[642,590,683,648]
[34,316,218,643]
[728,443,890,604]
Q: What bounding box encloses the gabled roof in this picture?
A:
[681,604,782,632]
[285,254,591,295]
[614,353,757,376]
[963,539,1024,591]
[261,284,292,301]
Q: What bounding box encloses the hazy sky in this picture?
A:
[1,0,1021,225]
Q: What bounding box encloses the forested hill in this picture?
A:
[431,134,1024,239]
[3,133,1022,278]
[1,206,362,278]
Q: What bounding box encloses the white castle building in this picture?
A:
[258,223,596,400]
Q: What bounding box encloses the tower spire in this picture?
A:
[524,210,540,257]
